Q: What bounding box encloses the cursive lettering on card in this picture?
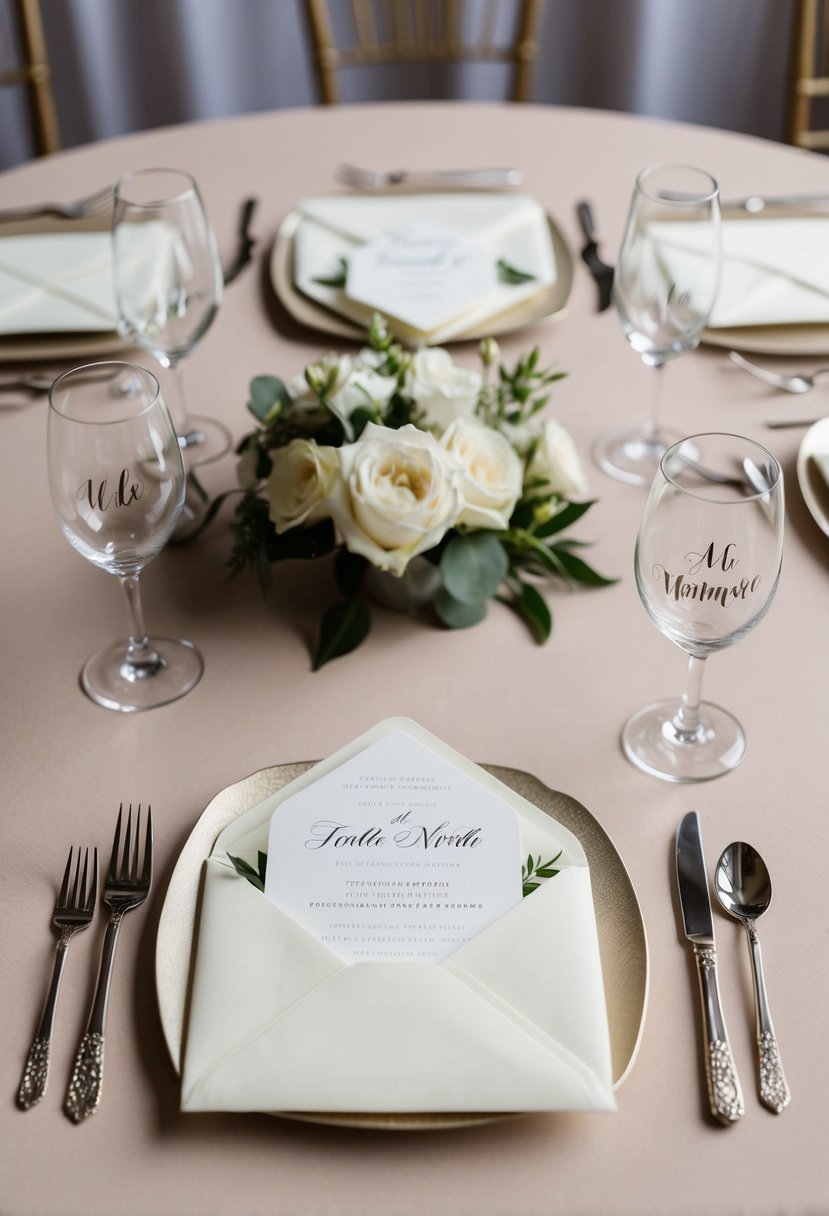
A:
[78,467,144,512]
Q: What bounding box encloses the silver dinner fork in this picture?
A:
[64,804,152,1123]
[0,185,112,224]
[17,846,98,1110]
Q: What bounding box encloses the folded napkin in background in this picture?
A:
[180,717,616,1115]
[0,232,117,334]
[652,217,829,328]
[292,193,557,345]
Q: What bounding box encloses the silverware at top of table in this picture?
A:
[675,810,745,1126]
[64,803,152,1124]
[337,162,523,190]
[0,185,113,224]
[660,190,829,212]
[730,350,829,394]
[222,196,258,285]
[17,846,98,1110]
[576,200,614,312]
[715,841,791,1114]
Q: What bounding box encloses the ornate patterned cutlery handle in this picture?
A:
[17,1038,51,1110]
[746,924,791,1113]
[693,944,745,1124]
[64,1032,105,1123]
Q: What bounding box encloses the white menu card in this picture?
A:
[264,728,521,964]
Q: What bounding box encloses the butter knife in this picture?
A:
[676,811,745,1125]
[576,201,614,311]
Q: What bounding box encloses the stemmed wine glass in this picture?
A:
[112,168,231,466]
[48,362,204,712]
[623,433,783,782]
[594,164,721,487]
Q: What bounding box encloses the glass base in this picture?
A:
[81,636,204,713]
[593,424,684,487]
[180,414,232,467]
[622,698,746,783]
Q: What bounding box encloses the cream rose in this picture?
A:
[289,354,352,412]
[441,417,523,530]
[405,348,481,433]
[267,439,339,533]
[326,423,463,575]
[525,419,589,499]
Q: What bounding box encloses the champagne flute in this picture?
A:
[594,164,721,487]
[48,362,204,712]
[112,168,231,465]
[623,433,783,782]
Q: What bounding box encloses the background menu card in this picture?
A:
[264,729,521,964]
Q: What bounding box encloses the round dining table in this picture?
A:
[2,101,828,1216]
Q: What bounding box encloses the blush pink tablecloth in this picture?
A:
[1,103,828,1216]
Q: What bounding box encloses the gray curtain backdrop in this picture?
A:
[0,0,798,172]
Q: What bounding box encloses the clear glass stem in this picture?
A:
[163,358,187,436]
[118,574,164,679]
[643,360,666,440]
[672,653,706,741]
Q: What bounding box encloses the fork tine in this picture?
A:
[57,847,73,908]
[77,848,89,911]
[122,804,133,881]
[70,847,82,908]
[142,807,153,886]
[108,804,123,885]
[86,848,99,913]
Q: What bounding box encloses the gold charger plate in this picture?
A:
[269,209,573,344]
[156,762,648,1131]
[702,322,829,357]
[0,210,132,364]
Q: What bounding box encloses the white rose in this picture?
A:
[327,422,463,575]
[441,417,523,531]
[405,348,481,433]
[525,419,589,499]
[267,439,339,533]
[334,368,399,427]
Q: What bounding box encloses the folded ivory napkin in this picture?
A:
[652,216,829,328]
[0,232,118,334]
[292,193,557,345]
[180,718,616,1114]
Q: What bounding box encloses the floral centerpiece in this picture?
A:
[203,315,615,669]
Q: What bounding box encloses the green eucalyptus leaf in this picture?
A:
[433,589,487,630]
[551,547,618,587]
[440,533,508,604]
[227,853,265,892]
[522,882,540,897]
[510,579,552,643]
[312,255,348,288]
[249,375,290,422]
[497,258,536,284]
[313,597,371,670]
[534,499,596,538]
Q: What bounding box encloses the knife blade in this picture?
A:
[576,201,614,312]
[223,197,258,285]
[676,811,744,1125]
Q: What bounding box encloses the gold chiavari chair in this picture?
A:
[302,0,544,105]
[0,0,59,156]
[789,0,829,149]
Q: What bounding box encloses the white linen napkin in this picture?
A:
[651,217,829,327]
[292,194,557,344]
[180,718,616,1114]
[0,232,118,334]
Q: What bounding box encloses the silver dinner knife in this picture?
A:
[675,811,745,1125]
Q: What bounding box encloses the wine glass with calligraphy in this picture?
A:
[594,163,721,487]
[623,433,783,782]
[112,168,231,466]
[47,362,204,712]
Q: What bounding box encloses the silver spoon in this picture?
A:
[679,454,773,494]
[715,842,791,1114]
[730,350,829,394]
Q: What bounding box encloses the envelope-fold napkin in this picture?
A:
[180,718,616,1114]
[652,216,829,327]
[0,232,118,334]
[292,193,557,345]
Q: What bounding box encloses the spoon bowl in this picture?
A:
[730,350,829,394]
[715,840,773,920]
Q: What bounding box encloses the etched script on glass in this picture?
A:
[638,535,773,659]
